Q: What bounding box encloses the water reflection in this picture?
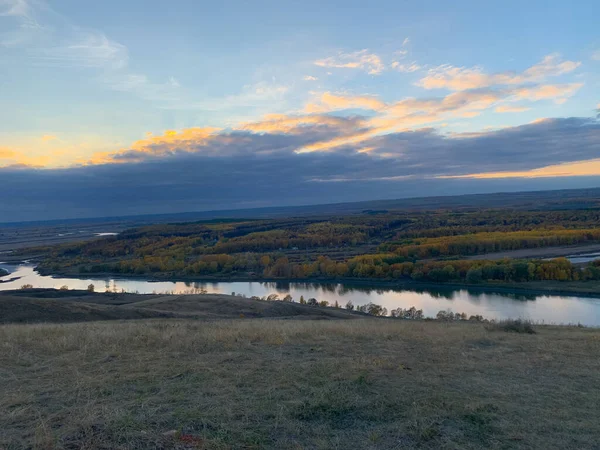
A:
[566,253,600,264]
[1,263,599,326]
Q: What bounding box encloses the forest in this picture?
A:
[34,208,600,285]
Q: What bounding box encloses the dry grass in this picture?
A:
[1,319,600,449]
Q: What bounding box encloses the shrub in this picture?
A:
[358,303,387,316]
[20,284,34,290]
[488,319,536,334]
[87,284,95,292]
[436,309,454,321]
[391,306,424,319]
[59,285,69,291]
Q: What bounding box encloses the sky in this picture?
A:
[1,0,599,221]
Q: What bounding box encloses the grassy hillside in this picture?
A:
[0,290,361,324]
[1,317,599,449]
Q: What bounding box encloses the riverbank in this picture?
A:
[2,317,599,449]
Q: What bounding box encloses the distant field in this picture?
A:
[0,223,127,255]
[1,316,599,449]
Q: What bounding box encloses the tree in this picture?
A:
[391,306,424,319]
[466,267,483,284]
[307,298,318,306]
[345,300,354,310]
[359,302,387,316]
[299,295,306,304]
[282,294,293,302]
[59,285,69,291]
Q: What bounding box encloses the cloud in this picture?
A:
[37,30,128,69]
[391,61,421,73]
[238,114,364,135]
[592,51,600,61]
[298,88,511,152]
[495,105,530,113]
[41,134,58,142]
[2,116,599,221]
[314,49,385,75]
[444,158,600,179]
[0,0,203,110]
[305,92,386,113]
[0,147,16,159]
[303,75,318,81]
[512,83,582,103]
[87,127,221,164]
[417,54,581,91]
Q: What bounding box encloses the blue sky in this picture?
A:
[1,0,599,220]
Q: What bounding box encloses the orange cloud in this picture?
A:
[298,89,508,153]
[41,134,58,142]
[238,114,363,134]
[0,148,16,159]
[513,83,582,102]
[495,105,531,113]
[314,50,385,75]
[440,158,600,179]
[0,147,52,167]
[391,61,421,73]
[305,92,386,113]
[86,127,220,164]
[418,54,580,91]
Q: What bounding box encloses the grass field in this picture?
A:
[2,315,600,449]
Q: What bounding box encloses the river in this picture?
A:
[1,263,599,326]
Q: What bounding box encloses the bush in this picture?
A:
[391,306,424,319]
[87,284,95,292]
[466,267,483,284]
[489,319,536,334]
[20,284,34,290]
[357,303,387,316]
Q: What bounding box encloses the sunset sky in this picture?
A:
[1,0,599,221]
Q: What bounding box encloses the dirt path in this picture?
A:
[467,243,600,260]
